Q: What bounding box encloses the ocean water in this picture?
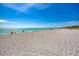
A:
[0,28,50,35]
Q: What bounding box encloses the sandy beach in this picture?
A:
[0,29,79,56]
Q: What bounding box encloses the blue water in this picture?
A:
[0,28,50,35]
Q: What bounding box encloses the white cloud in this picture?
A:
[0,19,17,24]
[0,19,8,23]
[67,21,79,26]
[2,3,34,13]
[34,4,50,10]
[48,21,79,28]
[2,3,49,13]
[0,19,79,28]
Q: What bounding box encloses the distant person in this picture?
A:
[10,32,13,34]
[49,28,52,30]
[15,32,16,34]
[22,30,24,32]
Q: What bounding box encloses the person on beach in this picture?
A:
[49,28,52,30]
[10,32,13,34]
[22,30,24,32]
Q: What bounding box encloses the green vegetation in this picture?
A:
[62,26,79,30]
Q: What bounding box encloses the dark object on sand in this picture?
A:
[22,30,24,32]
[49,28,53,30]
[10,32,13,34]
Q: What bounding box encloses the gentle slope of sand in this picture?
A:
[0,29,79,56]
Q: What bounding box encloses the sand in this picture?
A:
[0,29,79,56]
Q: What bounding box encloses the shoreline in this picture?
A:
[0,28,79,36]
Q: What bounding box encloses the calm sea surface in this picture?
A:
[0,28,50,35]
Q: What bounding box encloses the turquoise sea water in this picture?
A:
[0,28,50,35]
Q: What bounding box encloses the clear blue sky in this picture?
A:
[0,3,79,28]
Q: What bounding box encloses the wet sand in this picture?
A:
[0,29,79,56]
